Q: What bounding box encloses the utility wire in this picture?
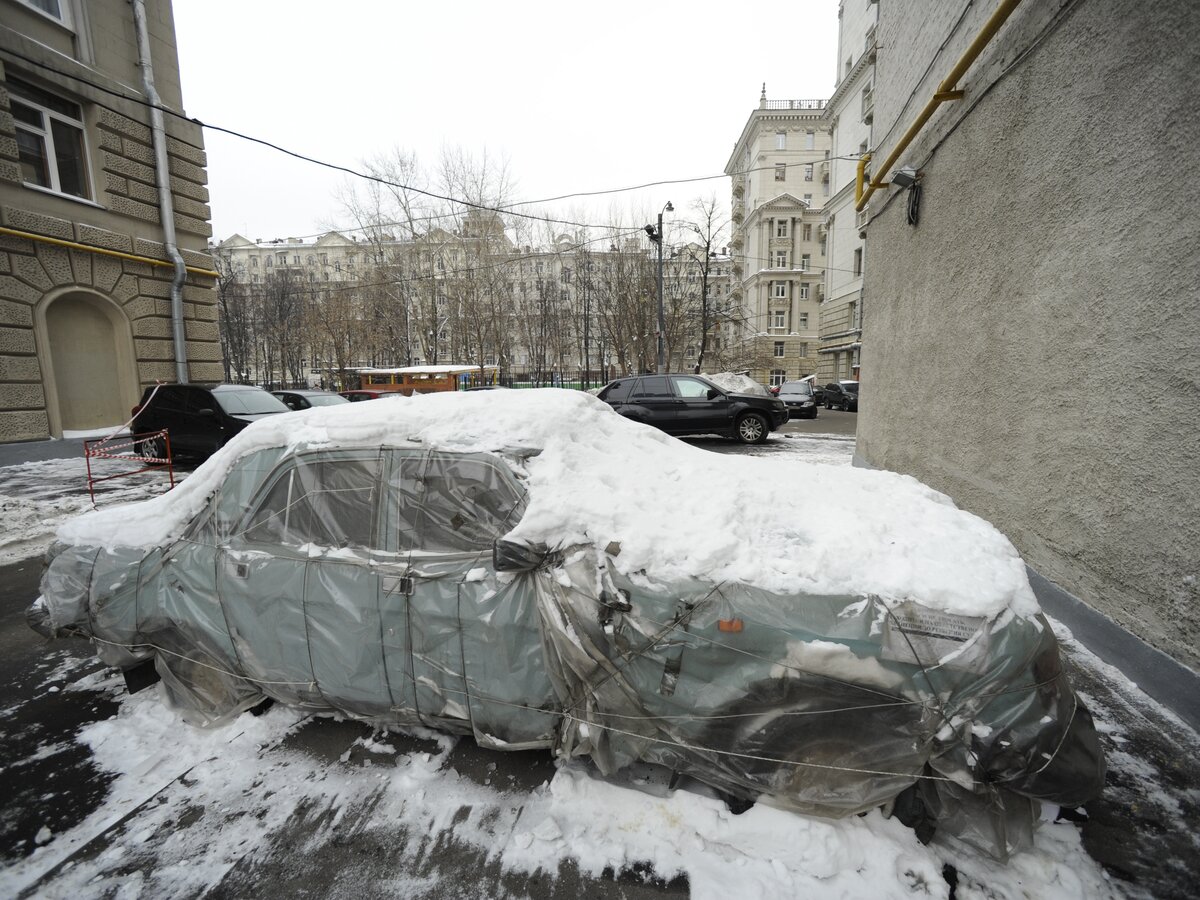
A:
[3,46,865,243]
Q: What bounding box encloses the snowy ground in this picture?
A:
[0,432,1193,898]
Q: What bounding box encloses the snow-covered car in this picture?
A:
[28,390,1104,860]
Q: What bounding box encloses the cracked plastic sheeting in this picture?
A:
[31,444,1105,861]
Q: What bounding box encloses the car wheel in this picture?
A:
[136,433,166,461]
[156,644,265,727]
[735,412,769,444]
[699,676,926,811]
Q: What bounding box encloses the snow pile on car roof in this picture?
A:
[57,389,1038,619]
[703,372,770,395]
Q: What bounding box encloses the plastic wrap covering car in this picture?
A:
[30,440,1103,861]
[524,547,1104,861]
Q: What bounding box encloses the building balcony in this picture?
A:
[762,99,828,111]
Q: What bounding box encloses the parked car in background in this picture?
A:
[272,389,350,411]
[598,373,788,444]
[130,384,289,460]
[31,390,1105,861]
[340,390,388,402]
[811,384,826,406]
[823,381,860,412]
[777,381,819,419]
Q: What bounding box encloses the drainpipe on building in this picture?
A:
[131,0,189,384]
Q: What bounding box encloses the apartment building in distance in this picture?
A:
[818,0,877,383]
[724,89,831,387]
[0,0,218,441]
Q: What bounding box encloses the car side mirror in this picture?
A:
[493,539,547,572]
[707,388,721,400]
[286,401,298,409]
[197,408,215,417]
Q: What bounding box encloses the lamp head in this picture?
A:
[665,201,674,213]
[890,167,919,189]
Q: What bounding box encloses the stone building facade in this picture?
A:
[818,0,877,384]
[856,0,1200,689]
[725,91,831,386]
[0,0,217,442]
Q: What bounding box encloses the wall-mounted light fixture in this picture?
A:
[889,166,919,188]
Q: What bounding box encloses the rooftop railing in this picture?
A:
[763,99,827,110]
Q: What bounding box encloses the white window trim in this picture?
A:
[15,0,73,29]
[11,83,92,200]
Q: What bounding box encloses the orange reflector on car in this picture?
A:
[718,618,744,633]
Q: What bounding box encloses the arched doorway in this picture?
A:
[37,290,139,436]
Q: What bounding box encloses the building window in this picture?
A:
[266,256,274,267]
[561,267,571,284]
[775,131,787,150]
[804,164,814,181]
[773,341,785,358]
[805,130,815,150]
[797,343,808,358]
[772,281,787,299]
[802,224,812,242]
[16,0,69,24]
[800,254,811,271]
[853,247,863,276]
[798,312,809,328]
[803,193,812,203]
[334,261,341,272]
[798,284,809,300]
[775,164,786,182]
[251,257,259,268]
[293,255,300,265]
[848,301,858,329]
[536,261,544,273]
[770,369,787,387]
[772,310,786,329]
[10,78,90,199]
[560,289,569,303]
[774,250,788,269]
[775,220,788,238]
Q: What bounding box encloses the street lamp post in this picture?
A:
[644,201,673,374]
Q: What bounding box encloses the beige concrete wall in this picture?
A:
[0,0,218,441]
[857,0,1200,670]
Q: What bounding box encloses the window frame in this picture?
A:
[9,77,92,200]
[15,0,72,27]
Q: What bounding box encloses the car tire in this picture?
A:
[135,433,166,461]
[156,644,265,727]
[735,412,769,444]
[698,676,925,811]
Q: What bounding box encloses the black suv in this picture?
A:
[823,381,860,411]
[777,381,819,419]
[131,384,289,459]
[598,374,788,444]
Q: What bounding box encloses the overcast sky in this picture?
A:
[172,1,840,244]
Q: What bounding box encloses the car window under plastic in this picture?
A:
[243,455,383,550]
[386,451,526,555]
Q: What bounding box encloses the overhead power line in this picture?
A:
[2,47,864,244]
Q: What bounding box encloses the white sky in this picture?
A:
[171,0,840,243]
